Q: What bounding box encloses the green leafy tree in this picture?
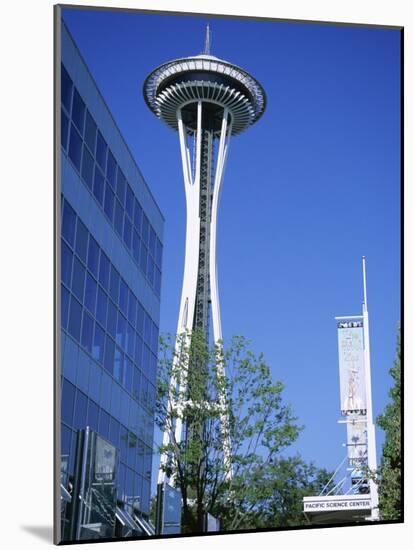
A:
[214,456,334,530]
[155,330,333,532]
[375,327,402,520]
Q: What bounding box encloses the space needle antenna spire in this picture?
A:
[203,23,212,54]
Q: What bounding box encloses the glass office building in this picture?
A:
[58,19,164,542]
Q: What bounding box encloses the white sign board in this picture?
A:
[337,326,367,415]
[303,496,371,513]
[95,435,116,481]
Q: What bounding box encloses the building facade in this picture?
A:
[59,20,163,541]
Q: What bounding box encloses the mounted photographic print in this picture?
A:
[54,3,402,545]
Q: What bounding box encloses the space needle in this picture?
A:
[144,25,266,487]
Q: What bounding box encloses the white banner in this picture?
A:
[346,419,368,466]
[337,326,367,415]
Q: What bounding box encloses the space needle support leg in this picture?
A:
[157,103,203,486]
[210,108,233,479]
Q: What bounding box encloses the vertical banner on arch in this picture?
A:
[337,325,367,416]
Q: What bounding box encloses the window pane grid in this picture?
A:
[61,197,159,412]
[61,64,162,294]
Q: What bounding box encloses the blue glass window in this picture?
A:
[126,468,135,498]
[128,292,137,326]
[81,145,94,190]
[140,446,148,478]
[100,372,111,412]
[124,357,133,393]
[116,168,126,206]
[132,368,141,401]
[87,400,99,432]
[87,236,99,277]
[109,417,120,447]
[119,279,128,316]
[99,252,110,290]
[73,390,88,430]
[123,216,132,250]
[154,268,161,297]
[133,199,142,233]
[136,303,144,335]
[114,347,124,383]
[109,265,120,303]
[114,199,124,237]
[81,310,94,353]
[142,480,150,511]
[61,423,72,456]
[96,130,107,171]
[71,257,85,302]
[147,256,155,287]
[84,273,97,315]
[141,214,149,246]
[61,378,76,425]
[96,286,108,329]
[68,124,82,172]
[149,227,156,258]
[104,335,115,375]
[61,284,70,330]
[75,219,88,263]
[134,335,143,367]
[132,230,140,264]
[104,183,115,223]
[92,323,104,363]
[134,472,142,497]
[119,426,128,464]
[144,448,153,479]
[149,353,157,385]
[99,409,110,439]
[61,64,72,113]
[106,150,117,188]
[93,167,104,206]
[61,240,73,287]
[68,295,82,341]
[140,376,149,408]
[127,435,137,470]
[136,444,144,477]
[84,110,97,153]
[155,238,163,268]
[125,184,134,220]
[144,312,152,345]
[126,323,135,359]
[151,322,159,354]
[106,299,117,338]
[118,462,126,497]
[116,312,126,349]
[142,345,150,379]
[62,200,77,247]
[70,433,77,474]
[139,241,148,274]
[61,109,69,150]
[72,89,85,135]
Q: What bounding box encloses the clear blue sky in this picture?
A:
[62,7,401,485]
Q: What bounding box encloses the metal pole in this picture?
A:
[362,256,379,520]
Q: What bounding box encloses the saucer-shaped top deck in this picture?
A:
[143,54,266,136]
